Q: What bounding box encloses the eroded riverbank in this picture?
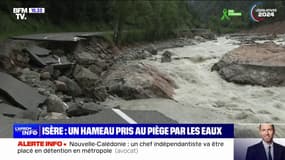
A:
[106,35,285,124]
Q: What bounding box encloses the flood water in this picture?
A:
[106,36,285,124]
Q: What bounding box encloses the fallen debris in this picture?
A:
[24,48,47,67]
[66,102,105,117]
[0,103,39,120]
[42,112,69,120]
[23,46,74,70]
[0,32,179,132]
[57,76,82,96]
[25,45,51,57]
[191,28,216,40]
[0,72,46,110]
[104,62,176,100]
[46,94,69,113]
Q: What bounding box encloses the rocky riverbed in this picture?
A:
[1,31,285,137]
[0,32,211,136]
[105,33,285,129]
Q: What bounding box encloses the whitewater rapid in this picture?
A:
[106,36,285,124]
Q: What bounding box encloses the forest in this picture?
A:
[0,0,284,43]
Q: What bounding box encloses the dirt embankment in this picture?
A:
[214,20,285,87]
[0,34,198,122]
[245,21,285,34]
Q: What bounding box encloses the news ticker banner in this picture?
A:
[13,124,233,138]
[1,124,234,160]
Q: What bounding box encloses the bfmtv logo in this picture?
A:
[13,8,27,20]
[13,7,45,20]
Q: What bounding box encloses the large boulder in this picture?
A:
[212,42,285,86]
[42,112,69,120]
[74,37,115,74]
[73,65,108,101]
[19,68,41,85]
[88,59,109,76]
[161,51,173,63]
[46,94,69,113]
[104,62,176,100]
[73,65,100,88]
[145,44,158,55]
[66,102,105,117]
[0,40,31,74]
[191,28,217,40]
[19,68,56,94]
[58,76,82,96]
[75,51,97,65]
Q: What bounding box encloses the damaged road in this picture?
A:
[11,32,104,42]
[0,109,177,138]
[0,32,187,138]
[0,72,46,110]
[0,103,39,120]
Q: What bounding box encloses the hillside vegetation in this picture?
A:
[0,0,284,43]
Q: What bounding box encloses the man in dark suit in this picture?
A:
[246,123,285,160]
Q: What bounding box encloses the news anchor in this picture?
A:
[246,123,285,160]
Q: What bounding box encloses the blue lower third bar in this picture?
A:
[13,124,234,138]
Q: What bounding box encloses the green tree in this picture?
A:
[109,0,134,44]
